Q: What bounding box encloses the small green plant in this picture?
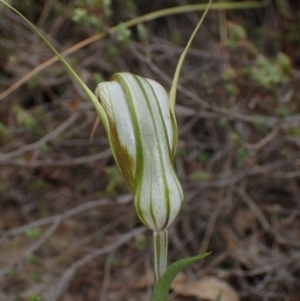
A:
[231,132,241,144]
[222,66,239,97]
[39,143,50,153]
[26,253,39,265]
[237,147,248,163]
[116,23,131,46]
[28,293,43,301]
[72,8,101,30]
[30,272,42,283]
[106,44,119,60]
[288,127,300,136]
[137,24,148,43]
[244,52,291,91]
[197,151,210,164]
[26,228,42,239]
[171,29,183,45]
[29,179,47,193]
[276,105,290,118]
[73,0,112,30]
[13,105,38,131]
[190,170,210,182]
[93,72,105,85]
[6,268,17,278]
[227,22,247,50]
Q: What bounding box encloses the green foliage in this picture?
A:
[218,118,228,127]
[72,8,88,23]
[13,105,38,131]
[26,228,42,239]
[73,0,112,29]
[6,268,17,278]
[94,72,104,85]
[190,170,210,182]
[26,253,39,265]
[276,105,290,118]
[28,293,43,301]
[39,143,50,154]
[222,66,236,81]
[231,132,241,144]
[252,115,268,133]
[276,52,291,73]
[106,44,119,59]
[222,66,239,97]
[30,272,42,283]
[287,127,300,136]
[116,23,131,46]
[137,24,148,43]
[72,8,101,29]
[197,151,210,164]
[245,53,291,91]
[150,252,211,301]
[237,147,247,162]
[225,82,239,96]
[171,29,183,45]
[29,179,47,193]
[227,22,246,49]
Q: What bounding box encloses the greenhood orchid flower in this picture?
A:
[95,73,183,232]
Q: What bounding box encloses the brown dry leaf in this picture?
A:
[172,274,239,301]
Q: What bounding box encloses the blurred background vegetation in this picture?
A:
[0,0,300,300]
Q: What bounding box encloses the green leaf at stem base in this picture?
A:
[150,252,211,301]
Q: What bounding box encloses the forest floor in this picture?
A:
[1,1,300,301]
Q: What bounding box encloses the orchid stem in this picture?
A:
[153,230,168,284]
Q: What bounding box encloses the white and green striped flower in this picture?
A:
[95,73,183,232]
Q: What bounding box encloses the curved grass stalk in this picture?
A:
[0,0,270,101]
[169,0,213,113]
[0,0,109,137]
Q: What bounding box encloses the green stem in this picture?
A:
[153,230,168,284]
